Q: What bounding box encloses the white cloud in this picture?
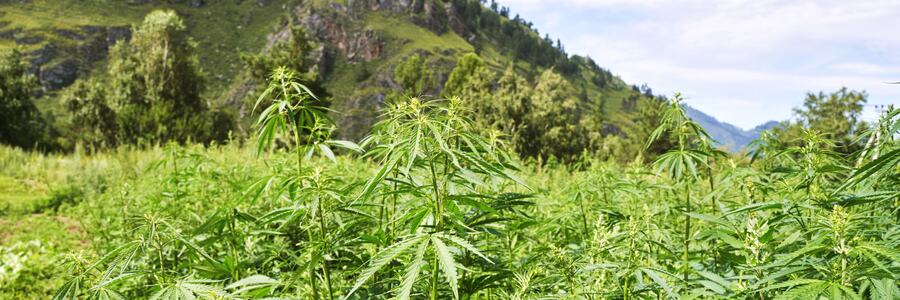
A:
[831,63,900,76]
[497,0,900,128]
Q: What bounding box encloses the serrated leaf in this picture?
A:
[431,236,459,300]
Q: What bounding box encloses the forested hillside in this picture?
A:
[1,0,669,161]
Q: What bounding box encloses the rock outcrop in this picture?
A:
[1,24,133,92]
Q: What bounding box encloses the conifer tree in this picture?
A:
[521,68,585,159]
[0,49,44,149]
[442,53,495,128]
[493,64,529,132]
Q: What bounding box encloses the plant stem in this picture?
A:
[683,182,691,283]
[428,155,442,300]
[317,202,335,300]
[292,118,319,300]
[293,119,304,174]
[707,164,718,270]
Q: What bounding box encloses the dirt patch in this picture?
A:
[0,213,90,249]
[54,215,90,247]
[0,218,10,242]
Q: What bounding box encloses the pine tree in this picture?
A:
[521,68,585,160]
[0,49,45,149]
[493,64,528,133]
[441,53,495,124]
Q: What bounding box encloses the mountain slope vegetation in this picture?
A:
[2,0,671,160]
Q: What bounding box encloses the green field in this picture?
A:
[1,98,898,299]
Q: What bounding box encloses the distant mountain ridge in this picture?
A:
[684,106,779,152]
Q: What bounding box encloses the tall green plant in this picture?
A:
[252,66,359,300]
[645,93,716,286]
[348,97,525,299]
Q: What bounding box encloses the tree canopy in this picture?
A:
[0,49,44,149]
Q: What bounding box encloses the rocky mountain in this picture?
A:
[684,106,779,152]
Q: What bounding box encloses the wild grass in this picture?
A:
[1,84,898,299]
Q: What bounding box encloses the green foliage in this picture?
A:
[492,65,529,134]
[441,53,494,100]
[107,10,210,144]
[61,10,231,148]
[2,2,899,300]
[242,26,326,98]
[448,0,573,72]
[0,96,896,298]
[0,49,45,149]
[440,55,618,162]
[774,87,868,154]
[253,66,332,157]
[518,68,588,160]
[352,96,524,299]
[393,53,434,96]
[61,79,117,150]
[0,0,293,93]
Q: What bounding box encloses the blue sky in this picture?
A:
[498,0,900,129]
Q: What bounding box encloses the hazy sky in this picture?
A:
[498,0,900,129]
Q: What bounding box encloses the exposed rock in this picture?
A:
[15,34,43,45]
[372,68,400,90]
[327,2,347,12]
[444,1,467,36]
[22,25,134,91]
[54,29,84,40]
[0,28,21,40]
[601,123,624,137]
[107,26,132,45]
[301,9,384,64]
[78,32,109,63]
[39,59,79,91]
[189,0,205,8]
[358,0,412,12]
[29,43,56,66]
[81,25,103,36]
[412,0,448,33]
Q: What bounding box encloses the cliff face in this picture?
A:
[2,24,131,92]
[257,0,477,140]
[1,0,291,95]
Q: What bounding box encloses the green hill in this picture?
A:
[0,0,291,92]
[1,0,664,159]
